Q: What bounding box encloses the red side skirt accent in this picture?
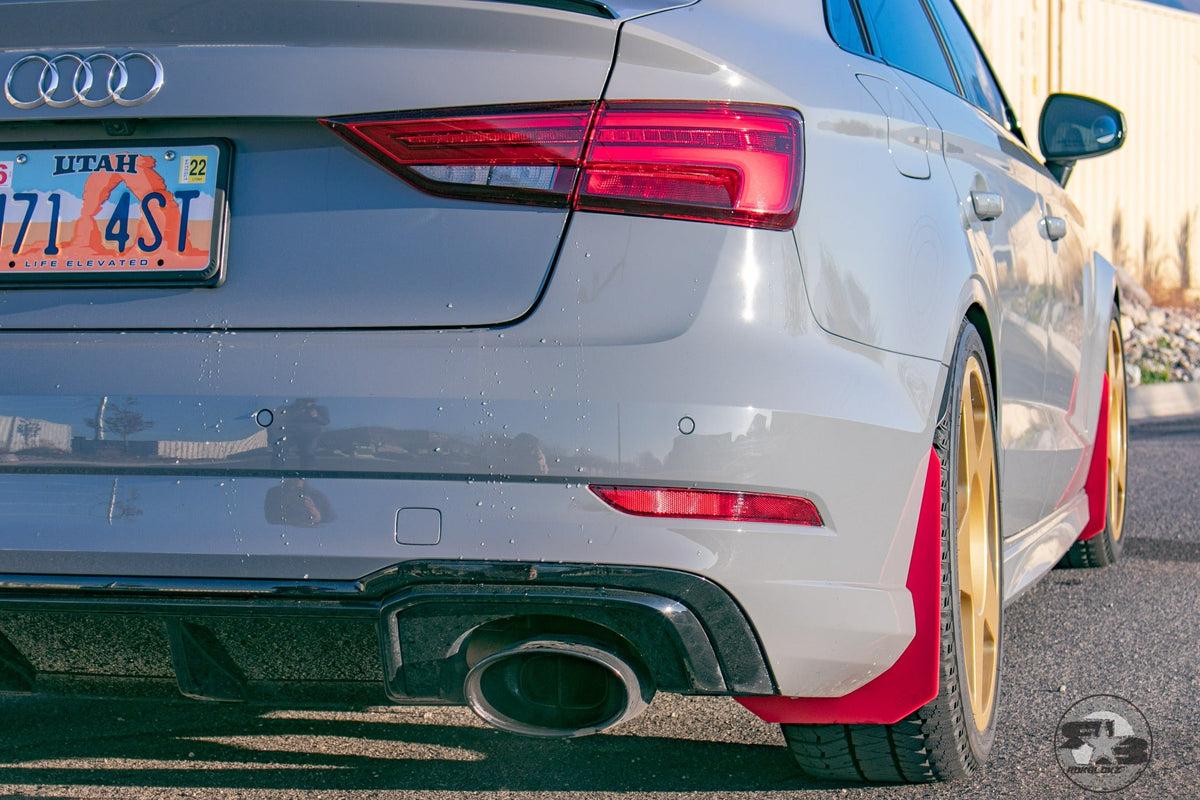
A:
[1077,373,1111,542]
[736,448,943,725]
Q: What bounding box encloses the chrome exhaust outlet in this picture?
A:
[463,636,654,738]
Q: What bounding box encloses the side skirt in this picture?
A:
[1001,494,1089,603]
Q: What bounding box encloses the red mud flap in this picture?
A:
[1077,373,1111,542]
[736,448,942,725]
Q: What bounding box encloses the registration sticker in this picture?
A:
[0,140,229,286]
[179,154,208,185]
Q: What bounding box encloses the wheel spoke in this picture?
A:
[976,417,995,499]
[957,357,999,731]
[981,535,1000,670]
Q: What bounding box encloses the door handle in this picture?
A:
[970,191,1004,221]
[1043,216,1068,241]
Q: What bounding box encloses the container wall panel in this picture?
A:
[958,0,1200,295]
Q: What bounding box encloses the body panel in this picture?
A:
[896,71,1062,536]
[607,1,970,364]
[1041,192,1097,510]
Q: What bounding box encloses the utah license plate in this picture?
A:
[0,141,229,285]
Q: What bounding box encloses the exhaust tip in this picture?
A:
[463,636,653,738]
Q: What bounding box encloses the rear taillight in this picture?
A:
[321,104,592,207]
[321,101,804,230]
[590,485,823,527]
[578,102,803,229]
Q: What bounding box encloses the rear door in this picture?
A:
[853,0,1059,536]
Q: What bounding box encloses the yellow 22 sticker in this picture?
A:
[179,155,208,185]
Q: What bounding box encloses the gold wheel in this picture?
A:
[956,357,1000,732]
[1106,319,1128,543]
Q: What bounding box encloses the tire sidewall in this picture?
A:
[1106,308,1128,560]
[938,320,1003,767]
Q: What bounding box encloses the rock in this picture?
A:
[1122,299,1200,384]
[1116,264,1153,308]
[1126,302,1150,327]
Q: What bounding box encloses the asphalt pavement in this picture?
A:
[0,386,1197,799]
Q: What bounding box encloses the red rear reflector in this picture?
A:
[321,101,804,229]
[589,485,823,527]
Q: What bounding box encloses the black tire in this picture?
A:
[1060,304,1127,568]
[783,320,1003,783]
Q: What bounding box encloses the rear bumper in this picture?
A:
[0,414,939,700]
[0,448,937,702]
[0,561,770,702]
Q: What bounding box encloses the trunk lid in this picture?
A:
[0,0,654,330]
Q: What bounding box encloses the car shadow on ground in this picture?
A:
[0,698,850,794]
[1124,535,1200,564]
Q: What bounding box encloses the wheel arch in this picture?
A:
[965,303,998,406]
[941,273,1000,408]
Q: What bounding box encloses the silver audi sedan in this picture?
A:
[0,0,1127,783]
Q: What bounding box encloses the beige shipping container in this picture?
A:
[958,0,1200,300]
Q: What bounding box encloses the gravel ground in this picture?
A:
[1122,284,1200,385]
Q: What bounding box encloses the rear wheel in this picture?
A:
[1060,307,1127,568]
[783,321,1002,783]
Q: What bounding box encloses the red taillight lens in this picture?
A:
[321,104,593,206]
[579,102,803,230]
[321,101,804,229]
[590,485,823,527]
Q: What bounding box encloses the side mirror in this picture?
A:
[1038,93,1126,186]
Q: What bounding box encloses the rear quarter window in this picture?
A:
[923,0,1011,128]
[857,0,957,94]
[825,0,870,55]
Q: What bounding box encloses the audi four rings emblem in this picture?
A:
[4,52,164,110]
